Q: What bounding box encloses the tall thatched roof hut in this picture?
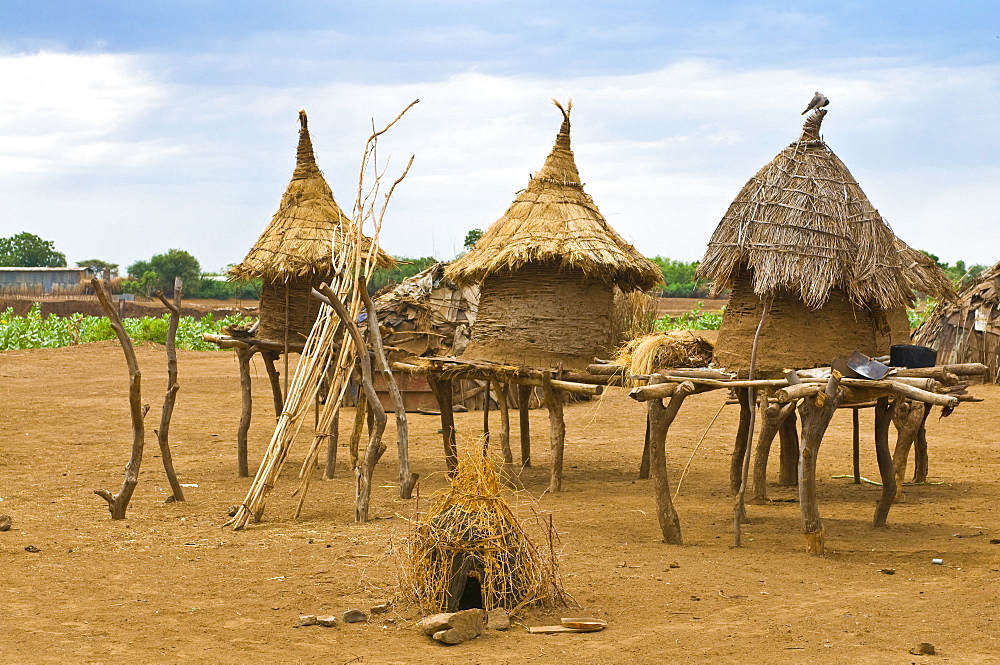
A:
[230,110,393,344]
[445,101,662,371]
[913,262,1000,382]
[697,108,954,375]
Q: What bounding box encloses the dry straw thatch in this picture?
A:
[697,109,953,309]
[445,100,661,293]
[615,330,715,378]
[914,261,1000,382]
[229,110,394,283]
[401,453,565,613]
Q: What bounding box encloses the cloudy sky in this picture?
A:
[1,1,998,273]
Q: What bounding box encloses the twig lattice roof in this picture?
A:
[230,110,393,282]
[697,109,952,310]
[445,100,662,292]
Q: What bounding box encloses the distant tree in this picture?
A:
[463,228,483,250]
[648,257,710,298]
[127,249,201,296]
[76,259,119,278]
[367,256,439,294]
[0,232,66,267]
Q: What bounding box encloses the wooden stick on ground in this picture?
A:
[91,277,149,520]
[153,278,185,501]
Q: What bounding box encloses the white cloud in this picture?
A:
[1,52,997,272]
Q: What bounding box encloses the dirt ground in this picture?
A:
[1,342,999,664]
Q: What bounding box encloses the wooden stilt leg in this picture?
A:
[912,403,932,483]
[731,388,752,493]
[751,401,795,502]
[872,397,898,528]
[497,383,513,464]
[261,350,284,419]
[852,408,861,483]
[517,384,532,468]
[638,417,651,479]
[777,409,799,486]
[429,376,458,473]
[891,398,925,502]
[797,377,842,555]
[646,376,694,545]
[236,347,254,478]
[482,379,491,454]
[542,374,565,493]
[323,411,339,479]
[349,396,367,470]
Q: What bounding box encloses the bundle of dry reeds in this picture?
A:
[444,100,661,293]
[616,330,714,378]
[401,452,564,613]
[611,288,659,344]
[697,109,952,310]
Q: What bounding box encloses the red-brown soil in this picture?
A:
[1,342,998,663]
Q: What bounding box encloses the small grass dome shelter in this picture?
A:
[914,261,1000,382]
[444,100,662,371]
[230,110,394,346]
[697,108,953,376]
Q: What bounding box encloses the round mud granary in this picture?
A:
[446,100,661,371]
[698,108,954,376]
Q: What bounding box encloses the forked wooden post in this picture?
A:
[348,395,367,470]
[91,278,149,520]
[429,376,458,473]
[260,350,284,419]
[236,347,254,478]
[646,376,693,545]
[153,280,185,501]
[517,384,532,467]
[796,373,842,554]
[891,398,925,502]
[872,397,898,527]
[541,373,566,493]
[751,400,795,502]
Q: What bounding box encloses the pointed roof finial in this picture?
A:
[293,109,320,180]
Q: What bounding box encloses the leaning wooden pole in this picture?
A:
[153,277,185,501]
[91,277,148,520]
[358,275,418,499]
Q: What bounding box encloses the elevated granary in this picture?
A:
[445,100,662,370]
[229,110,393,343]
[697,108,953,375]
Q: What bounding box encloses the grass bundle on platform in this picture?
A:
[616,329,714,378]
[401,453,564,613]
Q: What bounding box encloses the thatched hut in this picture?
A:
[697,108,953,376]
[230,110,393,346]
[914,261,1000,382]
[444,101,662,371]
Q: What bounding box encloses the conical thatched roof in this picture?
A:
[444,101,662,292]
[230,110,393,282]
[697,109,952,310]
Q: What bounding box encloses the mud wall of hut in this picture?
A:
[713,276,911,376]
[462,263,615,370]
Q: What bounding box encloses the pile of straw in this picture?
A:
[402,453,563,613]
[697,109,952,310]
[444,100,662,294]
[616,330,714,377]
